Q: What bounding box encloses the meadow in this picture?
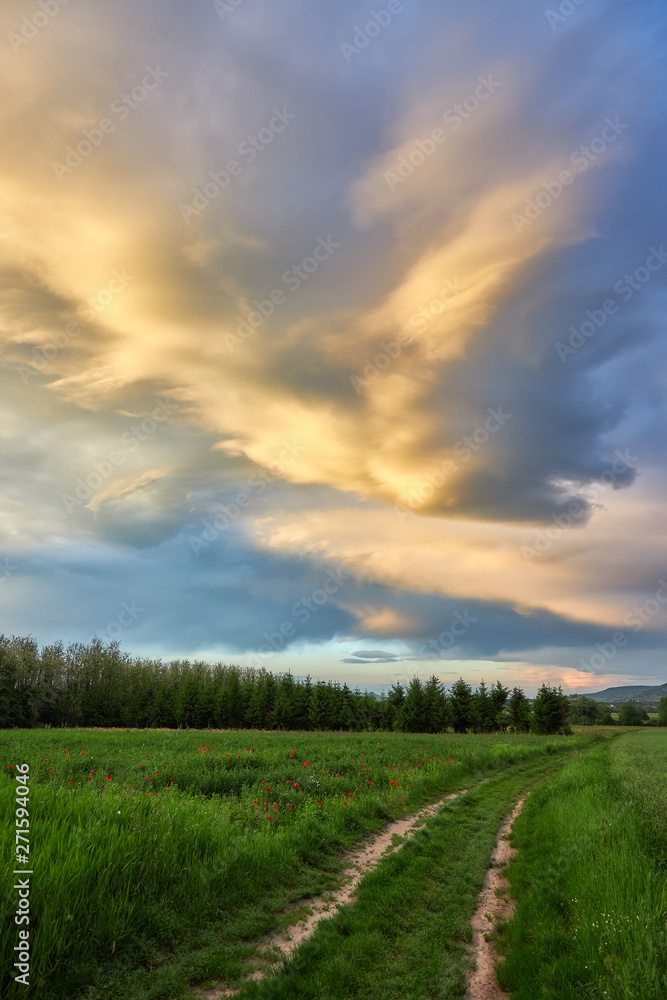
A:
[1,727,595,999]
[496,728,667,999]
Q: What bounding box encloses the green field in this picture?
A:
[2,726,664,999]
[1,728,591,999]
[496,728,667,999]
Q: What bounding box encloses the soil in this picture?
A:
[466,797,526,1000]
[195,787,470,998]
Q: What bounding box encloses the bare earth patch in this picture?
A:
[195,788,469,999]
[466,797,526,1000]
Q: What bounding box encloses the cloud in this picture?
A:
[343,649,404,663]
[0,0,665,682]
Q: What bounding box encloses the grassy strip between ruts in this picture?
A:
[495,729,667,999]
[222,754,571,1000]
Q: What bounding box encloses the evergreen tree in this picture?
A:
[508,687,531,733]
[398,676,427,732]
[449,678,472,733]
[338,683,357,730]
[469,680,492,733]
[490,681,509,730]
[385,683,405,732]
[308,682,329,730]
[531,684,569,734]
[247,673,276,729]
[271,681,293,729]
[293,675,312,729]
[423,675,448,732]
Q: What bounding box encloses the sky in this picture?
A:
[1,0,666,696]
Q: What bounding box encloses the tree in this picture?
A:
[449,678,472,733]
[308,682,329,730]
[531,685,570,735]
[568,695,608,725]
[618,701,648,726]
[384,683,405,731]
[490,681,509,731]
[271,680,293,729]
[224,670,245,727]
[293,675,312,729]
[658,696,667,727]
[175,675,200,728]
[151,686,176,727]
[508,688,532,733]
[337,683,357,730]
[0,645,33,727]
[470,680,495,733]
[398,677,427,732]
[424,675,448,733]
[247,673,276,728]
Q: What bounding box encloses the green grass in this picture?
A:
[609,712,658,721]
[0,728,594,999]
[495,729,667,999]
[234,754,570,1000]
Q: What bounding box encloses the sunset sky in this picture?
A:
[1,0,666,695]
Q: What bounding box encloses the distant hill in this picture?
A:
[577,682,667,705]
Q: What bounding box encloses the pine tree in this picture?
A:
[384,683,405,731]
[398,677,427,732]
[531,684,569,734]
[490,681,509,731]
[308,682,329,730]
[271,682,292,729]
[449,678,472,733]
[470,680,492,733]
[508,687,531,733]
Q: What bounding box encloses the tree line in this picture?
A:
[0,634,629,735]
[569,693,667,727]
